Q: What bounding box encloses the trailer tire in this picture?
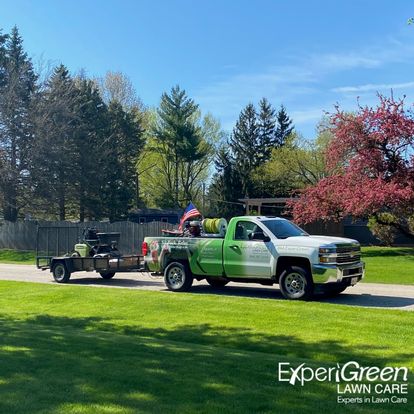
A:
[52,262,71,283]
[206,277,229,288]
[279,265,313,300]
[164,262,193,292]
[100,272,116,279]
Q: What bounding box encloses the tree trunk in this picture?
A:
[175,153,179,207]
[79,185,85,222]
[3,184,18,222]
[375,215,414,240]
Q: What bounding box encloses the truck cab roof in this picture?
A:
[233,216,286,221]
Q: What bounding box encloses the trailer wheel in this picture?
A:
[99,272,116,279]
[279,265,313,300]
[52,262,71,283]
[164,262,193,292]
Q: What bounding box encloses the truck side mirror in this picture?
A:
[251,232,270,242]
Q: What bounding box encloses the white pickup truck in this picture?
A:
[143,216,365,300]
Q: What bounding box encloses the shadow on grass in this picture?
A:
[188,285,414,310]
[0,314,412,414]
[67,276,163,288]
[60,276,414,310]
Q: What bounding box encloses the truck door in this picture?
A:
[223,219,274,278]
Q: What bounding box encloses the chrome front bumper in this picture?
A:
[312,261,365,284]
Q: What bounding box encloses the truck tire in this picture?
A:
[99,272,116,279]
[164,262,193,292]
[52,262,71,283]
[279,265,313,300]
[206,277,229,288]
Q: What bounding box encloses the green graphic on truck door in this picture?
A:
[223,219,273,278]
[190,238,223,276]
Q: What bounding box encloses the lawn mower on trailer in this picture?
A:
[36,226,145,283]
[72,227,121,258]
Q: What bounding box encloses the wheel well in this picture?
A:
[163,259,189,271]
[51,259,64,269]
[275,256,311,282]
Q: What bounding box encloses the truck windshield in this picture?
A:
[262,219,308,239]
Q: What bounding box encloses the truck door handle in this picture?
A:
[229,245,239,249]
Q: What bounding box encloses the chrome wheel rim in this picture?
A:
[167,266,184,289]
[284,272,306,296]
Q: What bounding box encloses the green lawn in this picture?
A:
[0,249,35,264]
[362,247,414,285]
[0,281,412,414]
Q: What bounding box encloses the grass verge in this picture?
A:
[0,281,412,413]
[0,249,35,264]
[361,247,414,285]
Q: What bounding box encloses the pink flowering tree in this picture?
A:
[289,95,414,241]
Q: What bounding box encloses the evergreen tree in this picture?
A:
[229,103,259,197]
[72,78,109,221]
[31,65,78,220]
[0,26,37,221]
[105,101,144,220]
[208,146,243,218]
[257,97,276,163]
[0,29,7,88]
[153,85,204,207]
[275,105,294,146]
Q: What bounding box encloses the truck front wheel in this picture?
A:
[279,266,313,300]
[164,262,193,292]
[52,262,71,283]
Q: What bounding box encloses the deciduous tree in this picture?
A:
[289,95,414,240]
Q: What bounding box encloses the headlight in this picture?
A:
[319,246,336,254]
[319,256,337,263]
[319,245,337,264]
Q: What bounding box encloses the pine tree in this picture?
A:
[208,146,243,218]
[0,26,37,221]
[105,101,144,220]
[0,29,7,88]
[257,97,276,163]
[72,78,109,221]
[275,105,294,146]
[31,65,78,220]
[153,85,204,207]
[229,103,259,197]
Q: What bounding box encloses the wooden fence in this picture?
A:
[0,220,175,255]
[0,219,346,255]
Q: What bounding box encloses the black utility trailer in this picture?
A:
[36,226,145,283]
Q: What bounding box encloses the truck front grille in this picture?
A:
[335,245,361,264]
[336,254,361,264]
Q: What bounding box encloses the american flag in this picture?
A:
[178,202,201,231]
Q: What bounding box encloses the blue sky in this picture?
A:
[2,0,414,137]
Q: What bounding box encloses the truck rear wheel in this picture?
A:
[206,277,229,288]
[52,262,71,283]
[279,265,313,300]
[164,262,193,292]
[99,272,116,279]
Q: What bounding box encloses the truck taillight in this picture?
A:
[141,241,148,256]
